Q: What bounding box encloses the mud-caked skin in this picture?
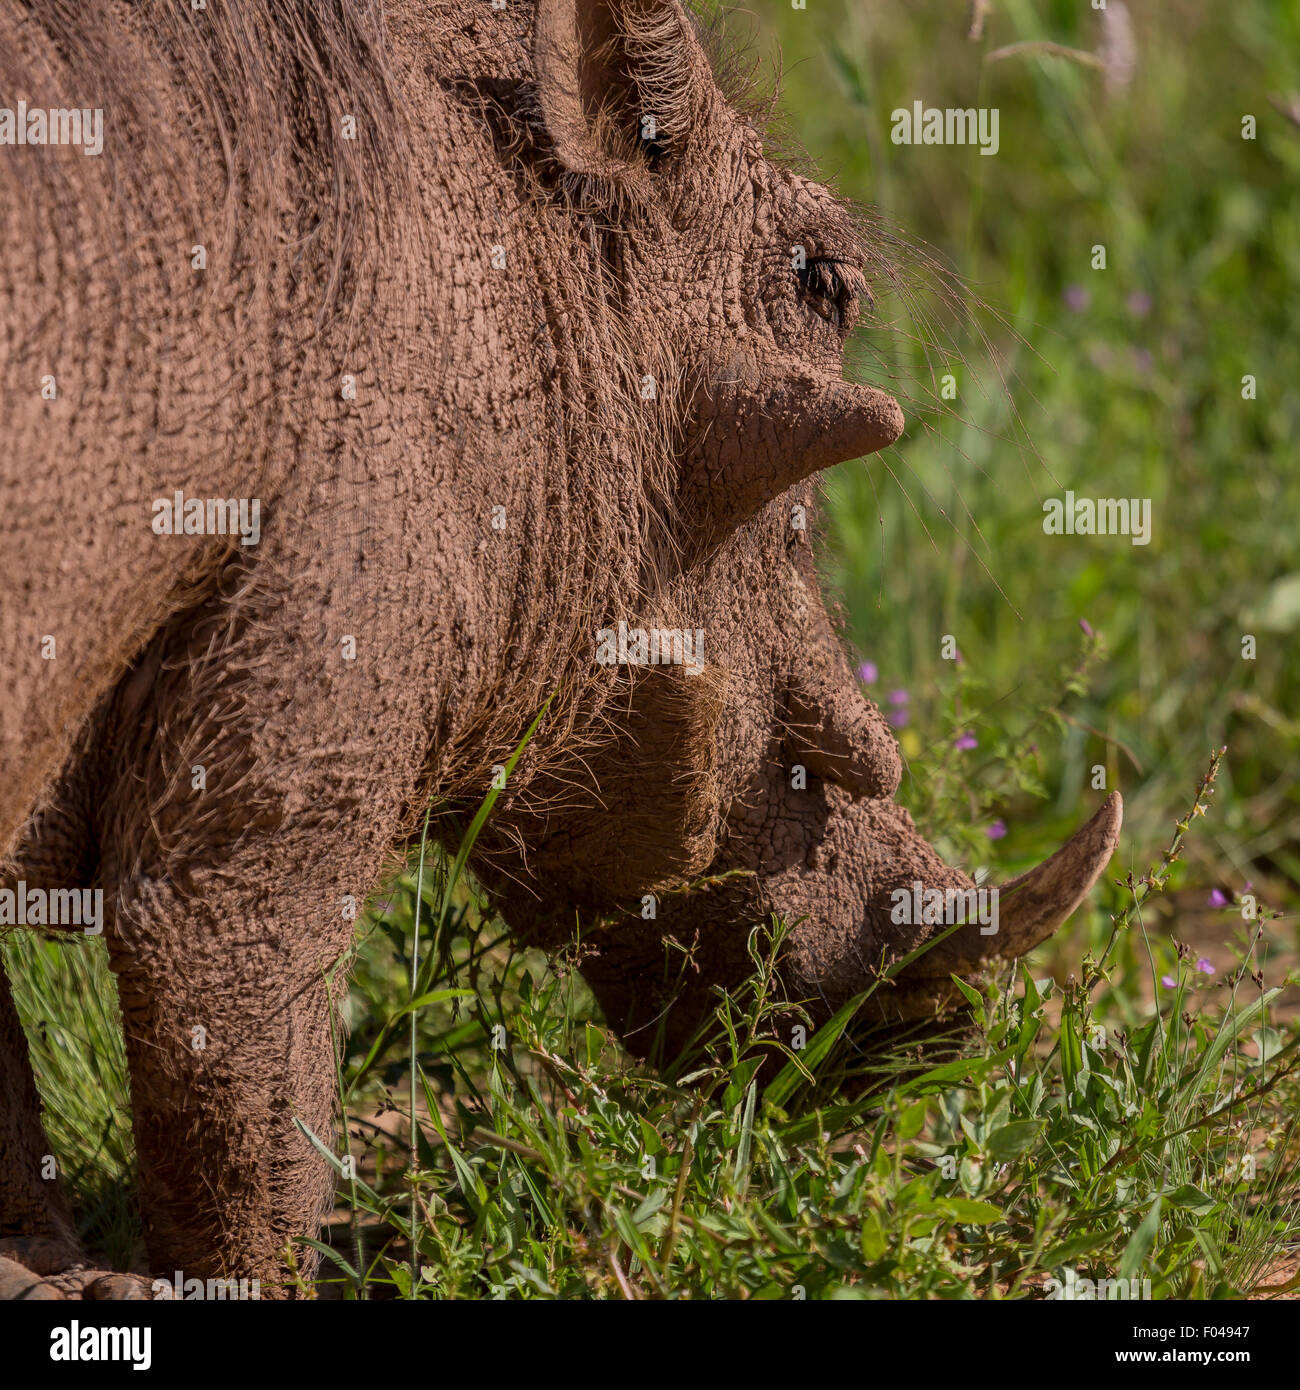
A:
[0,0,1121,1295]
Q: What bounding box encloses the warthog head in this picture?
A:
[483,0,1122,1054]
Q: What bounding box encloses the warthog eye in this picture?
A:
[796,257,860,329]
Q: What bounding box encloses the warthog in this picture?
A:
[0,0,1120,1296]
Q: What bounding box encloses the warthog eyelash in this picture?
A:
[797,256,857,327]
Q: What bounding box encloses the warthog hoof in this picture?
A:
[0,1238,167,1300]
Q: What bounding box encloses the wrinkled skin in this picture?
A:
[0,0,1119,1296]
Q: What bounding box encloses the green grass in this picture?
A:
[10,742,1298,1298]
[1,931,138,1272]
[296,742,1298,1300]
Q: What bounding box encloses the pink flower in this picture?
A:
[1064,285,1090,313]
[1196,957,1215,976]
[1208,888,1229,908]
[888,689,910,706]
[954,733,978,751]
[858,660,878,684]
[889,708,910,728]
[1079,618,1094,637]
[987,819,1007,840]
[1161,974,1177,989]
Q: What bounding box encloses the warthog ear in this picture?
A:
[533,0,714,182]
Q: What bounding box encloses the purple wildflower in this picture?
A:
[1195,957,1215,976]
[1207,888,1229,908]
[858,660,878,684]
[987,819,1007,841]
[954,733,978,751]
[1063,285,1090,313]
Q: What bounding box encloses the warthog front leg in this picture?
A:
[107,926,351,1294]
[92,550,428,1294]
